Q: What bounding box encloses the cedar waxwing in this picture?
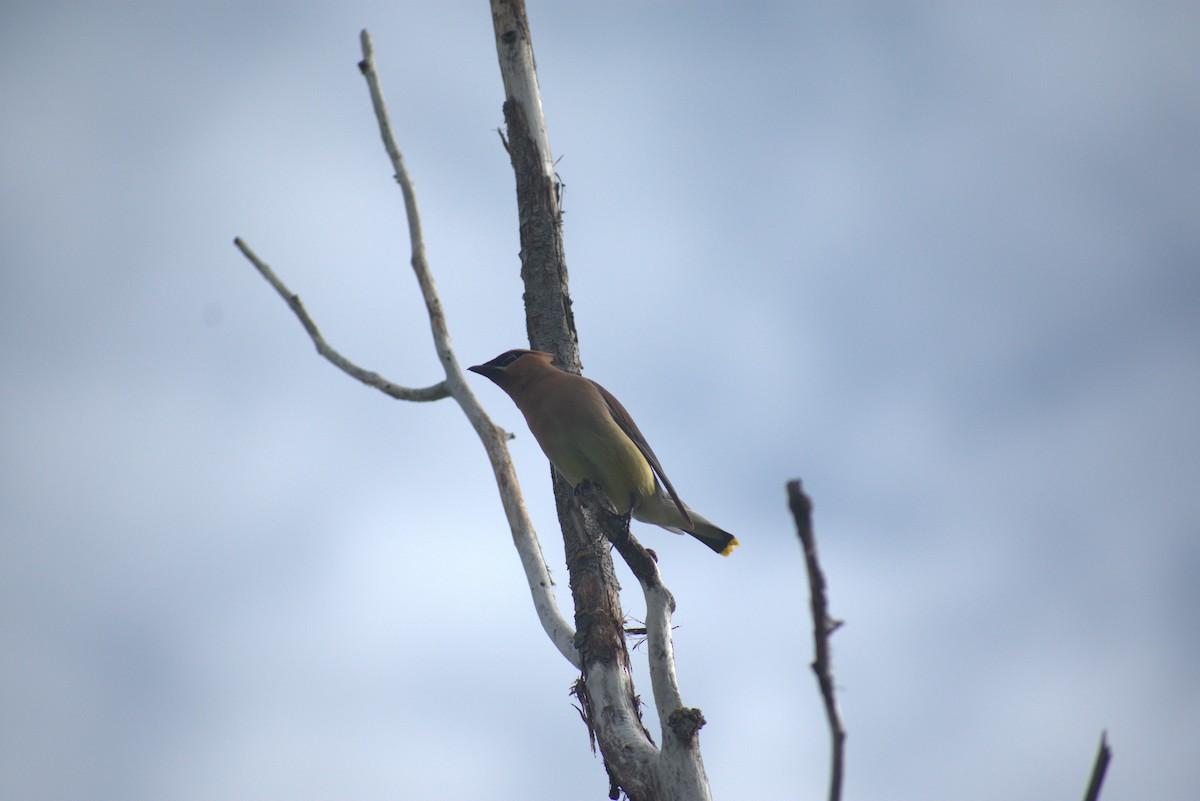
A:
[468,349,738,556]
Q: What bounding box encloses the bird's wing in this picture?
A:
[589,379,693,528]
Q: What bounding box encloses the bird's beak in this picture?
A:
[467,364,485,375]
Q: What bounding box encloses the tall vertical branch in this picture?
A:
[490,2,711,798]
[490,0,578,366]
[788,479,846,801]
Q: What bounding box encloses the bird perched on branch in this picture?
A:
[468,349,738,556]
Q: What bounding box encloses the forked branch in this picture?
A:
[234,30,578,668]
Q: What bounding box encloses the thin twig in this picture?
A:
[1082,730,1112,801]
[788,479,845,801]
[233,236,449,401]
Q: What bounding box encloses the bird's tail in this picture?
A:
[682,512,739,556]
[634,493,739,556]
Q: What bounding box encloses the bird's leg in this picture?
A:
[573,482,659,572]
[572,480,636,523]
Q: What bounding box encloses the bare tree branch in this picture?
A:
[490,0,578,366]
[577,488,694,727]
[234,30,579,669]
[578,485,684,728]
[1082,730,1112,801]
[572,483,711,801]
[233,237,449,402]
[238,17,715,798]
[357,30,450,370]
[490,1,712,797]
[788,479,846,801]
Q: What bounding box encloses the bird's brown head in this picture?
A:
[467,349,556,393]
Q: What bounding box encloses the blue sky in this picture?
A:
[3,3,1198,800]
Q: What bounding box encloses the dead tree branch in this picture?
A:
[234,30,578,668]
[233,238,448,402]
[490,1,711,796]
[1082,730,1112,801]
[788,479,846,801]
[578,483,709,786]
[238,17,711,798]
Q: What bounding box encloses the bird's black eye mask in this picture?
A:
[492,350,525,368]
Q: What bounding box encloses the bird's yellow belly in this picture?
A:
[549,423,656,514]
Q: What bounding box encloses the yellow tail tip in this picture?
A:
[720,537,740,557]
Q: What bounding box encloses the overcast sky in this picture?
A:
[3,3,1198,800]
